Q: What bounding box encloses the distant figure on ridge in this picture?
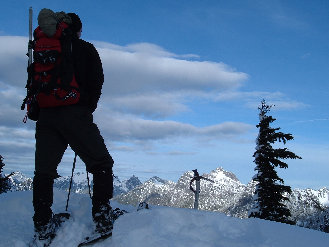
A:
[190,169,214,209]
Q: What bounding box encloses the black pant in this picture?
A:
[33,105,113,226]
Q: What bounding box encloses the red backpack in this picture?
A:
[22,21,80,121]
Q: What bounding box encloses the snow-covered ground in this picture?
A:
[1,190,329,247]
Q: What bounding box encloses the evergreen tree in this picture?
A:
[249,100,301,224]
[0,155,12,194]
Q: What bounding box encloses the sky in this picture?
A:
[0,0,329,189]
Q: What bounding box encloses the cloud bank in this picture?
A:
[0,35,303,150]
[96,42,247,92]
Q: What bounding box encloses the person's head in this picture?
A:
[67,13,82,38]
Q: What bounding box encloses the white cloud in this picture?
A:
[95,110,252,142]
[0,81,27,127]
[0,126,35,155]
[0,36,248,124]
[107,93,188,118]
[244,99,308,111]
[95,42,200,59]
[214,91,284,102]
[93,40,249,119]
[266,100,308,110]
[125,43,177,58]
[293,118,329,124]
[97,41,248,96]
[254,1,310,31]
[0,36,28,87]
[213,90,307,111]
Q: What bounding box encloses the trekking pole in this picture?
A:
[22,7,33,123]
[86,170,92,199]
[65,152,77,211]
[28,7,33,66]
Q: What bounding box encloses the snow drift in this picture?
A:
[0,190,329,247]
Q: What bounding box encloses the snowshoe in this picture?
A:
[112,207,128,221]
[78,230,113,247]
[29,213,70,247]
[78,207,129,246]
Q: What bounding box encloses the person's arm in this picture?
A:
[87,43,104,112]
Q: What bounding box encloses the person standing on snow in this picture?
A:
[32,11,114,241]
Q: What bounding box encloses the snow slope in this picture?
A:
[1,190,329,247]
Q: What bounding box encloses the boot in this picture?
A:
[31,213,70,247]
[33,173,54,239]
[92,201,113,234]
[33,173,70,243]
[92,168,114,234]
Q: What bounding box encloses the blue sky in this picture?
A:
[0,0,328,189]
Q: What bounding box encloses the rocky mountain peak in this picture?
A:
[125,175,142,191]
[207,167,240,183]
[146,176,168,185]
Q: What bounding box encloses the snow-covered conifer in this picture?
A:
[0,155,11,194]
[249,100,301,224]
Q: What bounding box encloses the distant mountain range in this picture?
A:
[7,171,142,196]
[7,167,329,233]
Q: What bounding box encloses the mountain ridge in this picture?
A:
[6,167,329,233]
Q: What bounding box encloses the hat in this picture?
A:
[67,13,82,32]
[38,8,58,37]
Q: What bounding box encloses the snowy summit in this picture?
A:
[1,190,329,247]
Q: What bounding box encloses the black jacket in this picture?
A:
[72,38,104,112]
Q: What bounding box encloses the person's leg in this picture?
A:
[33,112,68,237]
[61,105,114,233]
[33,174,54,234]
[92,167,113,233]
